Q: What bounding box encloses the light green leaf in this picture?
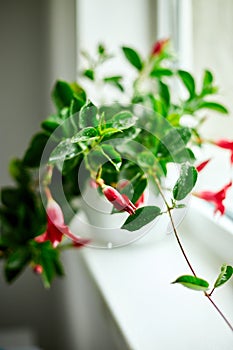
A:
[49,139,81,163]
[137,152,155,168]
[122,47,143,71]
[172,275,209,291]
[214,264,233,289]
[121,206,161,231]
[173,163,198,200]
[108,111,136,130]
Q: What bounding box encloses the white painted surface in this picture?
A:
[70,199,233,349]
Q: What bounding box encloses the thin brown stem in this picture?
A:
[205,293,233,332]
[153,174,233,332]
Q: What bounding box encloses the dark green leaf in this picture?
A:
[121,206,161,231]
[5,247,31,282]
[79,101,98,128]
[214,264,233,288]
[178,70,196,99]
[9,158,31,185]
[173,163,198,200]
[49,139,82,163]
[23,133,51,168]
[52,81,74,110]
[41,116,62,133]
[104,76,124,92]
[122,46,143,71]
[197,101,228,114]
[71,127,98,143]
[203,70,213,88]
[172,275,209,291]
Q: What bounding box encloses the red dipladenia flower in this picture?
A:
[214,139,233,164]
[151,38,169,56]
[35,188,90,247]
[193,181,232,215]
[102,185,136,215]
[196,159,211,172]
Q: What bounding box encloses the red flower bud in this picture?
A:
[151,38,169,56]
[196,159,211,172]
[33,264,43,275]
[102,185,136,215]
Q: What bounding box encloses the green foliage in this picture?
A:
[172,275,209,291]
[122,46,143,71]
[214,264,233,289]
[121,206,161,231]
[173,163,198,200]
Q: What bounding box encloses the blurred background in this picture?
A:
[0,0,233,349]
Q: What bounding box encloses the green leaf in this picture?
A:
[100,144,122,171]
[172,275,209,291]
[83,69,95,80]
[197,101,228,114]
[178,70,196,99]
[214,264,233,288]
[71,127,98,143]
[79,101,98,128]
[9,158,31,185]
[173,163,198,200]
[108,111,136,130]
[122,46,143,71]
[121,206,161,231]
[49,139,81,163]
[41,115,62,133]
[159,81,170,106]
[137,152,155,168]
[150,68,173,78]
[5,247,31,282]
[23,133,51,168]
[52,81,74,110]
[103,76,124,92]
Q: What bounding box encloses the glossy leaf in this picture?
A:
[214,264,233,288]
[108,111,136,130]
[79,101,98,128]
[83,69,95,80]
[121,206,161,231]
[71,127,98,143]
[137,152,155,168]
[173,163,198,200]
[172,275,209,291]
[52,81,74,110]
[122,47,143,71]
[150,68,173,78]
[49,139,81,163]
[178,70,196,99]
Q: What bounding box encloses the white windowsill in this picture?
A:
[75,198,233,350]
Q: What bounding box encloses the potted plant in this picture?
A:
[0,39,232,331]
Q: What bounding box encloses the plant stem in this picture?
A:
[153,175,233,332]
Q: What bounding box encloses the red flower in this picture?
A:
[193,181,232,215]
[33,264,43,275]
[35,188,89,247]
[117,180,145,208]
[102,185,136,215]
[196,159,211,172]
[214,139,233,164]
[151,38,169,56]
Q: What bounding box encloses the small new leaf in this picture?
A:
[121,206,161,232]
[214,264,233,289]
[172,275,209,291]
